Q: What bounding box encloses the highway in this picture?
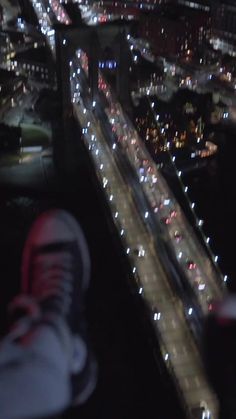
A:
[73,83,218,419]
[28,1,224,417]
[95,72,224,314]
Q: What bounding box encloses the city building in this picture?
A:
[0,68,24,119]
[0,31,11,58]
[172,0,210,12]
[138,4,210,58]
[0,29,45,74]
[98,0,210,10]
[98,0,169,8]
[211,0,236,56]
[12,46,52,83]
[97,2,141,21]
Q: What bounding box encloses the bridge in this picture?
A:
[27,1,227,417]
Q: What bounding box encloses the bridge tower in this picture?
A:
[53,22,132,173]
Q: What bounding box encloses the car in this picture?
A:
[191,405,211,419]
[173,230,182,242]
[151,201,158,212]
[162,216,172,225]
[200,401,211,419]
[186,260,197,270]
[170,210,177,218]
[207,299,219,313]
[133,245,146,257]
[152,306,161,321]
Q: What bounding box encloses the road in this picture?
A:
[74,89,218,418]
[96,72,224,315]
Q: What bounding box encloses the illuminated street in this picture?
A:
[2,1,236,418]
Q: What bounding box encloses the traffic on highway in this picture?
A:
[28,1,226,417]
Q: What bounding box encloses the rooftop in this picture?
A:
[14,45,51,64]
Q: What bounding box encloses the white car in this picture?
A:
[133,245,146,258]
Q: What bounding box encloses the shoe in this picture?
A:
[21,209,91,319]
[21,208,97,404]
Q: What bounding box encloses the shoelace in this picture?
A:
[31,251,74,314]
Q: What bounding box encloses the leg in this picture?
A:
[0,316,72,419]
[0,209,97,419]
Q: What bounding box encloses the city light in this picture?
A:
[13,2,229,417]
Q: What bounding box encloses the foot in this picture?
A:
[20,209,97,404]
